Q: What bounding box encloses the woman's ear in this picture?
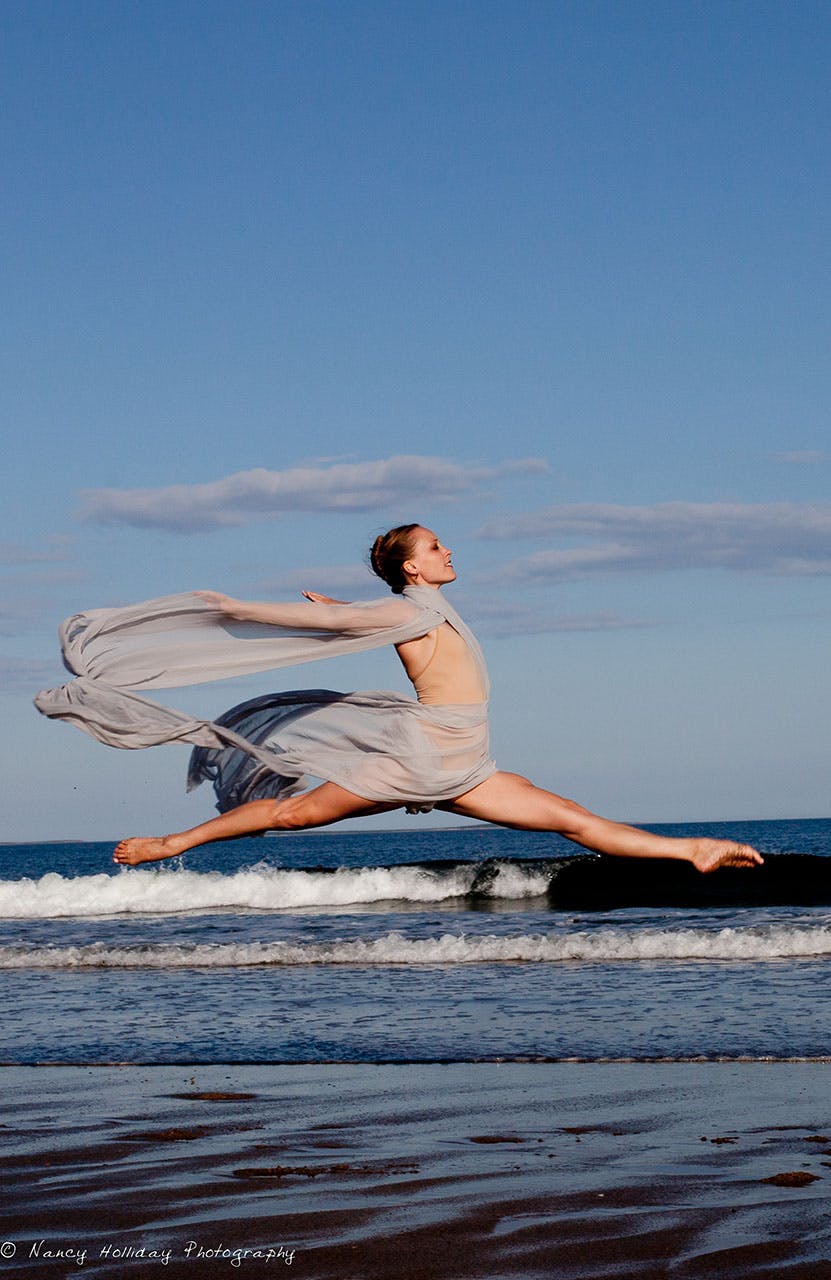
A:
[402,559,419,582]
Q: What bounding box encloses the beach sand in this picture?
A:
[3,1062,831,1279]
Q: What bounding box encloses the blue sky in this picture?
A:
[2,0,829,841]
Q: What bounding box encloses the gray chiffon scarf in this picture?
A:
[34,587,495,806]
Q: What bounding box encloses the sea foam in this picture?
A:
[0,861,555,920]
[2,925,831,968]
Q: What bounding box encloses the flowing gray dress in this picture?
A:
[34,586,497,811]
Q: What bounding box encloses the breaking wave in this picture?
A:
[3,924,831,968]
[2,852,829,920]
[0,860,558,920]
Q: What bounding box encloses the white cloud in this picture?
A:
[0,569,85,635]
[0,536,72,566]
[465,600,659,638]
[0,602,46,636]
[80,457,548,533]
[0,656,63,693]
[478,502,831,580]
[773,451,830,465]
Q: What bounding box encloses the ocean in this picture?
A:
[2,818,830,1065]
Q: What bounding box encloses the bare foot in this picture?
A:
[113,836,184,866]
[691,840,764,874]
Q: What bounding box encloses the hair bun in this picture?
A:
[369,524,420,594]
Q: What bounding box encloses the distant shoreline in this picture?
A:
[4,815,831,846]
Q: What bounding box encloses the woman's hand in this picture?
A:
[195,589,353,626]
[301,591,350,605]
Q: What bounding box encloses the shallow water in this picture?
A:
[1,819,829,1063]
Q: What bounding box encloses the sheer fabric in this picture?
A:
[35,586,497,809]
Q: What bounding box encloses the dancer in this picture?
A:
[96,524,762,872]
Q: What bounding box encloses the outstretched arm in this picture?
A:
[194,590,418,633]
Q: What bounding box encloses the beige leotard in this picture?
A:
[396,622,487,705]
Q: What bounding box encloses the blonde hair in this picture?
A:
[369,524,421,594]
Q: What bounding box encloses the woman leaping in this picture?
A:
[108,524,763,873]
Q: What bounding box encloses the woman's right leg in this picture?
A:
[113,784,397,866]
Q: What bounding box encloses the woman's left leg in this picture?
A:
[437,772,763,872]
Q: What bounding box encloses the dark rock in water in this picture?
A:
[548,853,831,910]
[763,1171,820,1187]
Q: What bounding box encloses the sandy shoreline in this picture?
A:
[3,1063,831,1278]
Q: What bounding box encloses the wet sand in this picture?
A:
[3,1063,831,1278]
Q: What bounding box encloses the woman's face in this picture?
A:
[403,527,456,588]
